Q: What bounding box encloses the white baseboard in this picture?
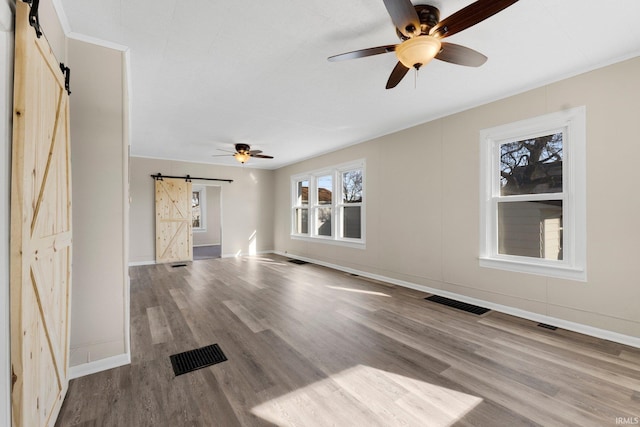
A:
[273,251,640,349]
[69,353,131,380]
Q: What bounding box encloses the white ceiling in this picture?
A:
[58,0,640,169]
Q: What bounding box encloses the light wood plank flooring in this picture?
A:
[56,255,640,426]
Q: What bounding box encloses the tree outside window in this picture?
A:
[498,133,563,260]
[341,170,363,239]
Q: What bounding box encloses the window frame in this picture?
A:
[312,173,334,239]
[292,178,310,236]
[192,186,206,232]
[479,107,586,281]
[291,160,365,248]
[337,168,364,241]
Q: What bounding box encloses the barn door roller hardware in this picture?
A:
[151,173,233,183]
[21,0,42,38]
[60,63,71,95]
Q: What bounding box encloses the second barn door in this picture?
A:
[155,178,193,263]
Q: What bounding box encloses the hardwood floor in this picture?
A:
[55,255,640,426]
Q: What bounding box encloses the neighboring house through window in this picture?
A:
[291,160,365,247]
[315,174,333,237]
[479,107,586,281]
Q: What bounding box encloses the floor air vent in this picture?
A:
[171,264,188,268]
[288,259,309,265]
[170,343,227,376]
[425,295,490,315]
[537,323,558,331]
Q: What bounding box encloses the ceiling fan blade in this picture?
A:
[211,154,234,157]
[217,148,236,153]
[250,154,274,159]
[382,0,421,38]
[436,42,487,67]
[386,62,410,89]
[430,0,519,39]
[248,150,263,155]
[328,44,397,62]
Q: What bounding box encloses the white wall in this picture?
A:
[1,0,14,424]
[130,157,275,263]
[274,56,640,342]
[67,38,130,368]
[37,0,65,62]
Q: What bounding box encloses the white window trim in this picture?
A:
[291,159,366,248]
[291,177,310,236]
[336,165,364,245]
[479,107,586,281]
[311,171,334,239]
[192,186,206,232]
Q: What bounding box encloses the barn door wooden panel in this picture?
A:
[155,178,193,263]
[10,2,72,427]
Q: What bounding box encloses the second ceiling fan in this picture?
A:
[213,143,274,164]
[328,0,519,89]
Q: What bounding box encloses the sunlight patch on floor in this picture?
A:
[326,285,391,298]
[251,364,482,426]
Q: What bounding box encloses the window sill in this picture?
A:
[479,256,586,282]
[291,234,366,249]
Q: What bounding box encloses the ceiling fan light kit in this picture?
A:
[234,152,251,164]
[212,143,275,165]
[328,0,519,89]
[395,36,441,69]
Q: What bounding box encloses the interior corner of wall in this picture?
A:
[69,339,127,367]
[51,0,72,35]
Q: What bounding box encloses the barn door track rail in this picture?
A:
[151,173,233,183]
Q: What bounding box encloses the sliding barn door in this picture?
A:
[155,178,193,263]
[10,2,72,426]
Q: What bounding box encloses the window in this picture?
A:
[192,187,206,231]
[291,160,365,246]
[479,107,586,281]
[293,179,309,234]
[315,175,333,236]
[339,169,363,239]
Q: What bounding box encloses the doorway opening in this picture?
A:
[192,183,222,260]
